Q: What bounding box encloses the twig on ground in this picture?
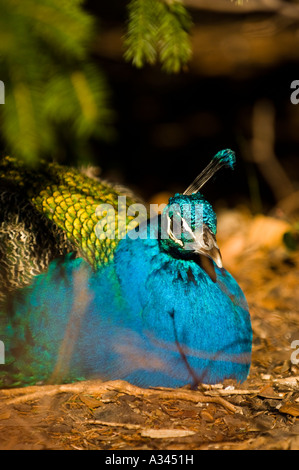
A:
[0,379,238,412]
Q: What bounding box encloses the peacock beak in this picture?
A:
[191,240,222,283]
[198,244,223,269]
[186,225,223,269]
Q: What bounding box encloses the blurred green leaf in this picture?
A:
[0,0,195,165]
[123,0,159,68]
[0,0,113,165]
[157,2,193,73]
[124,0,192,73]
[44,64,114,140]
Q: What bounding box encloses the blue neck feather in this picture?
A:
[2,217,252,388]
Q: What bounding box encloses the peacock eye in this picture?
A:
[169,213,184,236]
[169,214,174,233]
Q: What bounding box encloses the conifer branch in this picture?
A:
[124,0,193,73]
[123,0,158,68]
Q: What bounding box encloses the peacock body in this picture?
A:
[0,150,252,388]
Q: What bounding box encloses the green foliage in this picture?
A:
[0,0,195,166]
[0,0,113,165]
[124,0,193,73]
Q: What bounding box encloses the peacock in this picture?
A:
[0,149,252,389]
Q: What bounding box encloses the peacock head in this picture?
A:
[159,149,236,273]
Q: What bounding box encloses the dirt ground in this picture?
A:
[0,209,299,450]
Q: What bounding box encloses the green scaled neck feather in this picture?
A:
[0,156,138,300]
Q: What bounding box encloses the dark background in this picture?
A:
[84,1,299,213]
